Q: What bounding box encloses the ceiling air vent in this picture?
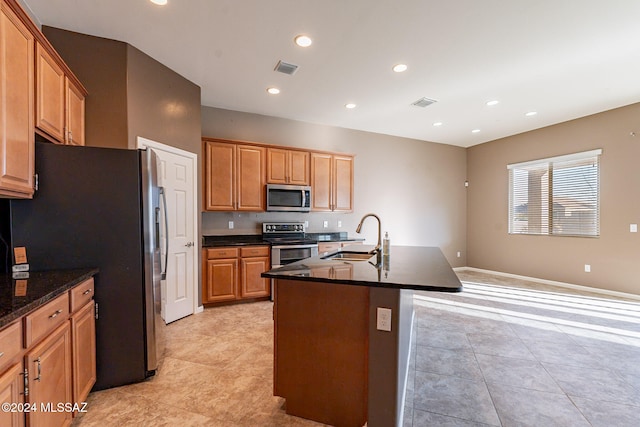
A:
[274,60,299,75]
[411,97,438,108]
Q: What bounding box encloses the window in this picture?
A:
[508,149,601,237]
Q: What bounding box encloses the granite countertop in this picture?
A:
[262,245,462,292]
[202,233,364,248]
[0,268,99,329]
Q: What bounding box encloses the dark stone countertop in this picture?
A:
[0,268,99,329]
[202,233,364,248]
[262,245,462,292]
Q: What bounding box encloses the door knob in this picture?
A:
[185,242,194,247]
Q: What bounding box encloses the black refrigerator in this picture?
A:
[9,142,166,390]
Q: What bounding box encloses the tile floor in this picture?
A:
[72,270,640,426]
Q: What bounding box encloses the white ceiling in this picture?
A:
[21,0,640,147]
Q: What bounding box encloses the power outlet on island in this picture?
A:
[377,307,392,332]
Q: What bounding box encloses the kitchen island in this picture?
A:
[262,245,461,427]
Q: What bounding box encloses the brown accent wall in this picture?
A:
[42,27,202,156]
[126,45,201,154]
[467,103,640,294]
[201,107,468,267]
[43,27,128,149]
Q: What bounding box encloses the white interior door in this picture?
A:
[138,137,198,324]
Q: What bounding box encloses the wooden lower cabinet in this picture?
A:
[25,322,73,427]
[203,246,270,304]
[71,300,96,405]
[0,276,96,427]
[0,363,24,427]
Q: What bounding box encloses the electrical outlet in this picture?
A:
[228,221,234,229]
[377,308,392,332]
[631,224,638,233]
[323,221,328,228]
[584,264,591,273]
[304,221,309,228]
[457,251,461,258]
[338,221,342,228]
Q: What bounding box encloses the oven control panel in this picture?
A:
[262,222,306,234]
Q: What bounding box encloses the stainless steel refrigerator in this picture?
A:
[9,141,166,390]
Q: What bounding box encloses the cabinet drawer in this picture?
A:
[69,278,95,313]
[0,321,22,371]
[240,246,269,258]
[206,247,239,259]
[24,292,70,348]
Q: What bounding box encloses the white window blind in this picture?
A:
[508,149,601,237]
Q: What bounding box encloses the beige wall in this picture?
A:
[201,107,468,267]
[467,103,640,294]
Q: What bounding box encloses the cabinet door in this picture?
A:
[35,43,65,143]
[26,322,72,427]
[310,153,332,211]
[204,258,238,303]
[71,301,96,405]
[0,363,24,427]
[204,141,235,211]
[236,145,265,211]
[333,155,353,212]
[240,256,270,298]
[0,2,34,198]
[266,148,288,184]
[65,78,85,146]
[288,151,310,185]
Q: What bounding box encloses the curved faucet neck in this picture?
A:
[356,213,382,253]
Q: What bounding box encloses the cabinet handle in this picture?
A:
[34,358,41,382]
[68,130,73,143]
[83,289,93,295]
[0,351,4,358]
[49,309,63,319]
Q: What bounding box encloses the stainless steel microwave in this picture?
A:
[266,184,311,212]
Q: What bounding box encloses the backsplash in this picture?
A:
[201,211,362,237]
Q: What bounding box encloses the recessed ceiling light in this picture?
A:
[525,111,538,117]
[486,100,499,106]
[267,87,280,95]
[471,129,481,133]
[150,0,167,5]
[294,35,312,47]
[392,64,408,73]
[433,122,443,127]
[345,103,357,109]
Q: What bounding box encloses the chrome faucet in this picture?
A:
[356,213,382,254]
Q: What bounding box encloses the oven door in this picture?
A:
[271,244,319,267]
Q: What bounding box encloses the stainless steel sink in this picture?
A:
[322,251,374,261]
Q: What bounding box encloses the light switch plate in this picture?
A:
[377,307,392,332]
[584,264,591,273]
[323,220,328,228]
[228,221,234,229]
[631,224,638,233]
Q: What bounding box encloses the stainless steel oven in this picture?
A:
[263,222,318,300]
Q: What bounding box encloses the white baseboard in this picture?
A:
[454,266,640,301]
[195,305,204,314]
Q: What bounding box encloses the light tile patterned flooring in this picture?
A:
[72,270,640,426]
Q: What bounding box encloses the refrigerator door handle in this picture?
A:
[159,187,169,280]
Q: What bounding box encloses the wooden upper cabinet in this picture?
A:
[203,140,265,211]
[35,42,65,142]
[310,153,332,211]
[311,152,353,212]
[332,155,353,212]
[267,148,309,185]
[204,140,235,210]
[0,1,34,199]
[66,78,85,146]
[35,41,86,146]
[236,144,265,211]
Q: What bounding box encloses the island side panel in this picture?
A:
[274,279,369,427]
[368,287,414,427]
